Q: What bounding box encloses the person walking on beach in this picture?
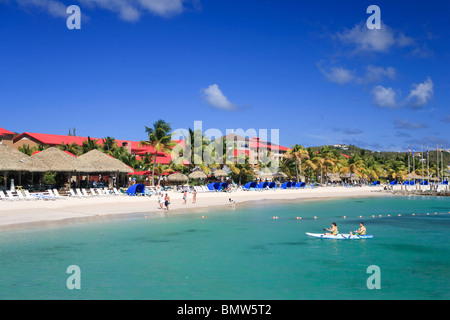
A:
[229,198,236,209]
[324,222,338,236]
[183,188,187,204]
[164,193,170,211]
[350,222,366,235]
[158,193,164,209]
[192,189,197,204]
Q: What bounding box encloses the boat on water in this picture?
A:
[306,232,374,240]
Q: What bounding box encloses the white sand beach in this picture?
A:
[0,186,387,230]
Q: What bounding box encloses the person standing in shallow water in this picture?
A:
[164,193,170,211]
[192,189,197,204]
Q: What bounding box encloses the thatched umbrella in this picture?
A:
[0,144,48,188]
[168,172,188,183]
[32,147,78,172]
[274,172,287,178]
[0,145,48,172]
[74,149,133,174]
[213,169,228,178]
[188,171,207,179]
[328,173,342,182]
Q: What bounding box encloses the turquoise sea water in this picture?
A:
[0,196,449,300]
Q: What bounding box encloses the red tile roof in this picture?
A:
[0,127,15,136]
[13,132,183,156]
[249,137,290,152]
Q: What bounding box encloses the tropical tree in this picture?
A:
[285,144,310,182]
[82,136,100,154]
[339,155,366,183]
[229,155,255,186]
[59,142,81,156]
[18,144,34,156]
[140,120,176,186]
[101,136,117,154]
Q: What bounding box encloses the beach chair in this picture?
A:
[24,190,40,201]
[69,189,81,198]
[112,187,124,196]
[81,188,92,197]
[48,189,65,200]
[89,188,99,197]
[96,189,106,196]
[6,190,20,201]
[17,190,32,201]
[0,190,13,201]
[53,189,68,199]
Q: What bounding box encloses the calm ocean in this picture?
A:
[0,196,449,300]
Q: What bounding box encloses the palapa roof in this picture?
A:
[167,172,188,182]
[188,170,207,179]
[74,149,134,173]
[32,147,78,172]
[213,169,228,177]
[0,144,48,172]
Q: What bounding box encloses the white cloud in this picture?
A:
[406,77,434,109]
[371,77,434,109]
[201,84,238,111]
[318,65,355,85]
[12,0,194,21]
[371,85,398,108]
[337,22,415,53]
[15,0,68,18]
[357,65,396,84]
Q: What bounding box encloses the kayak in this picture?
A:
[306,232,374,240]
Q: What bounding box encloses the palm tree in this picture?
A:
[229,155,254,186]
[340,155,365,183]
[285,144,310,182]
[140,120,176,186]
[58,142,81,156]
[82,136,100,154]
[101,136,117,154]
[18,144,34,156]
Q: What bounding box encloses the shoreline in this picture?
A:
[0,186,392,231]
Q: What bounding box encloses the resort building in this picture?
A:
[223,133,290,164]
[12,132,181,165]
[0,127,15,147]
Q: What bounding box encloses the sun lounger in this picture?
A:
[69,189,82,198]
[6,190,20,201]
[0,190,14,201]
[53,189,68,199]
[24,190,40,200]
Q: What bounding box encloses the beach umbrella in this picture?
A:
[213,169,228,178]
[273,172,287,178]
[0,144,49,173]
[31,147,78,172]
[74,149,133,174]
[188,171,207,179]
[328,173,342,182]
[167,172,188,182]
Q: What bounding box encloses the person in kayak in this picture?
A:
[350,222,366,235]
[324,222,338,236]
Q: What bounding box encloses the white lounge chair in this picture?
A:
[24,190,40,201]
[69,189,81,198]
[16,190,32,201]
[81,188,92,197]
[0,190,13,201]
[6,190,20,201]
[53,189,68,199]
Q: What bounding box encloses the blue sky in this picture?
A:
[1,0,449,151]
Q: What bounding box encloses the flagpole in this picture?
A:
[437,144,440,185]
[441,145,444,183]
[408,145,410,185]
[427,145,429,189]
[412,146,415,187]
[421,145,424,190]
